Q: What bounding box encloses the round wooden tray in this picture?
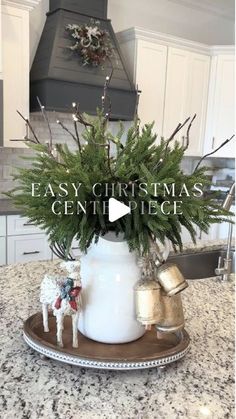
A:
[23,312,190,370]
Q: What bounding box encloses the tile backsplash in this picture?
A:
[0,147,36,198]
[0,112,235,198]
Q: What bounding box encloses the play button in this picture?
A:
[108,198,131,222]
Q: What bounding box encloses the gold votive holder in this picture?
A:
[155,291,185,333]
[156,262,188,296]
[134,279,162,326]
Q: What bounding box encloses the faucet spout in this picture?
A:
[222,182,235,211]
[215,182,235,281]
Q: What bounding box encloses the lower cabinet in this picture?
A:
[52,238,82,260]
[70,238,82,258]
[7,234,52,264]
[216,205,235,240]
[0,216,7,266]
[0,237,6,266]
[181,222,227,245]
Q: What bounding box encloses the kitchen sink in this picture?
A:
[167,249,235,279]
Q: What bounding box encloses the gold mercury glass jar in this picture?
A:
[155,291,185,333]
[134,279,162,328]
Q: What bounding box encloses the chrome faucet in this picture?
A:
[215,183,235,280]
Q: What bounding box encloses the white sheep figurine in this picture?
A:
[40,261,82,348]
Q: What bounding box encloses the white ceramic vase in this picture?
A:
[78,232,145,343]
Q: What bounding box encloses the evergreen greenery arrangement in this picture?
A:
[7,79,233,257]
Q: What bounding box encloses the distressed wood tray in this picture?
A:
[23,312,190,370]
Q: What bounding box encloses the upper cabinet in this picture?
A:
[185,52,210,156]
[118,28,233,158]
[120,35,167,136]
[1,1,40,147]
[163,48,209,156]
[2,5,29,147]
[136,40,167,135]
[162,47,189,142]
[205,51,235,158]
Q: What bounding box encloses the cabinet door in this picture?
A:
[7,215,43,236]
[0,216,6,236]
[163,47,189,142]
[7,234,52,264]
[163,48,209,155]
[136,41,167,135]
[52,238,82,260]
[205,55,235,157]
[0,237,6,265]
[216,205,235,240]
[181,226,193,244]
[198,224,218,242]
[185,53,210,156]
[2,5,29,147]
[70,238,82,258]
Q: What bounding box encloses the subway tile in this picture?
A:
[2,165,15,180]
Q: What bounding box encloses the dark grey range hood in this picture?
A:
[30,0,137,120]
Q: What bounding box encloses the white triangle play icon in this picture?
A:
[108,198,131,222]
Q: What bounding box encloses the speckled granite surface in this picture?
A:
[0,260,234,419]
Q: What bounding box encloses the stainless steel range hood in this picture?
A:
[30,0,137,120]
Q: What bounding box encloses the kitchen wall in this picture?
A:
[29,0,234,66]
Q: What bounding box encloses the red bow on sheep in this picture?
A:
[54,278,81,311]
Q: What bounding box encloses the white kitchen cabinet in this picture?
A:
[0,237,6,265]
[7,215,43,236]
[205,53,235,158]
[0,216,6,237]
[217,205,235,240]
[163,48,210,156]
[185,52,210,156]
[2,4,30,147]
[135,40,167,135]
[163,47,189,141]
[118,33,167,136]
[180,226,192,244]
[70,238,82,258]
[118,29,210,155]
[181,222,223,245]
[6,214,52,264]
[197,224,218,242]
[1,1,40,147]
[0,216,7,265]
[52,237,82,260]
[7,233,52,264]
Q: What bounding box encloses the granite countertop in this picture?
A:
[0,260,234,419]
